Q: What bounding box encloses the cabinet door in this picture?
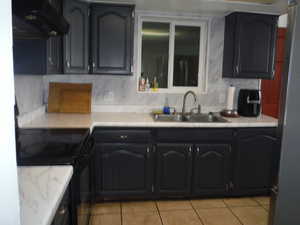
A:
[47,37,62,74]
[235,14,278,79]
[156,144,192,196]
[91,4,133,75]
[47,0,62,74]
[63,0,89,74]
[234,128,278,195]
[96,143,153,197]
[193,144,231,196]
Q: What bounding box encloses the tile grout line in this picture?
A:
[252,197,270,213]
[155,201,165,225]
[189,200,206,225]
[120,202,123,225]
[222,199,245,225]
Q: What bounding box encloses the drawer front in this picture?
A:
[156,129,234,142]
[93,129,152,143]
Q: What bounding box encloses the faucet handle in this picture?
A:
[190,104,201,115]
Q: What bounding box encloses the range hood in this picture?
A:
[12,0,69,39]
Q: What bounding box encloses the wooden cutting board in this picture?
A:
[48,82,92,113]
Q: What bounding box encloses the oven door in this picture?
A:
[71,154,92,225]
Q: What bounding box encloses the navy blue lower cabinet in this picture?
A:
[192,144,232,197]
[95,143,154,199]
[233,128,278,195]
[156,143,193,197]
[92,127,278,200]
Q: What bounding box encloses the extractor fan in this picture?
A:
[226,0,276,4]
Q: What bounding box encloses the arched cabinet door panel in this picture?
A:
[156,143,193,196]
[63,0,89,74]
[95,143,153,198]
[193,144,231,196]
[91,4,134,75]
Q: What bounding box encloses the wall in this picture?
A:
[43,16,259,113]
[14,75,44,115]
[0,0,21,224]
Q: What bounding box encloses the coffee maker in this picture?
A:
[237,89,261,117]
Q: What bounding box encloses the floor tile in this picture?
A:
[223,197,259,207]
[231,206,269,225]
[160,210,203,225]
[253,196,270,205]
[90,214,121,225]
[196,208,242,225]
[92,202,121,215]
[156,200,193,211]
[191,199,226,209]
[123,211,162,225]
[122,201,157,214]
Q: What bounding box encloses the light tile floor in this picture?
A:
[90,196,270,225]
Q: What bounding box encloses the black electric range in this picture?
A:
[17,128,94,225]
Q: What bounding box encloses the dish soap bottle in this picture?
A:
[163,97,170,114]
[145,77,150,91]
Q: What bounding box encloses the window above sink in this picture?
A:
[136,15,210,94]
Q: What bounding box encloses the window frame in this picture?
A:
[136,15,210,94]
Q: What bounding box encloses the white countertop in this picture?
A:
[18,166,73,225]
[21,112,278,129]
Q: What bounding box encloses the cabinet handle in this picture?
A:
[93,62,96,68]
[66,61,70,68]
[235,65,239,74]
[147,147,150,153]
[196,147,200,153]
[226,184,229,192]
[120,135,128,139]
[229,182,234,189]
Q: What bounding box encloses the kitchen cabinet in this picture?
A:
[92,127,278,200]
[63,0,89,74]
[90,4,134,75]
[13,0,63,75]
[223,12,278,79]
[193,144,231,196]
[13,37,63,75]
[156,144,192,196]
[95,143,153,198]
[233,128,278,195]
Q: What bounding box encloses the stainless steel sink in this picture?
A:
[153,113,228,123]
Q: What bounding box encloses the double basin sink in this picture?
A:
[153,112,228,123]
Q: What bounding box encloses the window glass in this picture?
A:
[141,22,170,89]
[173,26,200,87]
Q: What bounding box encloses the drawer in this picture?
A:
[156,128,234,142]
[92,129,152,143]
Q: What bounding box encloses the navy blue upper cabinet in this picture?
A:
[90,4,134,75]
[13,0,63,75]
[223,13,278,79]
[63,0,89,74]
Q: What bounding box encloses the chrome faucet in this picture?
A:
[182,91,197,119]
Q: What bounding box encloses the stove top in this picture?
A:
[17,128,90,166]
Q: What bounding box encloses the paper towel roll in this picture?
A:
[226,86,236,110]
